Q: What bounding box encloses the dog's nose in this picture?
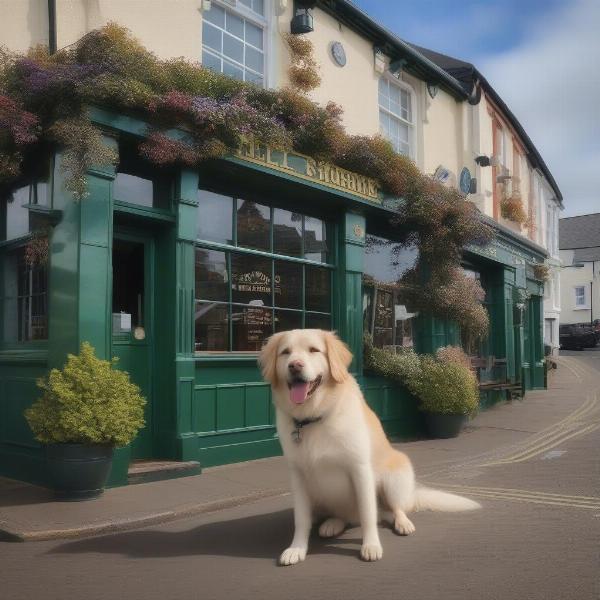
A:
[288,360,304,374]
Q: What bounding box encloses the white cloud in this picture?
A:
[479,0,600,216]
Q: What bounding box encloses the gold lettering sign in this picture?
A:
[235,141,381,204]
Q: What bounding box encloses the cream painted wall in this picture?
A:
[0,0,203,61]
[0,0,49,52]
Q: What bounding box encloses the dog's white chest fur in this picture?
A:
[277,409,365,521]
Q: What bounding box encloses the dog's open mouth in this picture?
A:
[288,375,322,405]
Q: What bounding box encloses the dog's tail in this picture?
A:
[413,486,481,512]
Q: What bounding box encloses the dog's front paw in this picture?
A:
[279,547,307,566]
[360,542,383,562]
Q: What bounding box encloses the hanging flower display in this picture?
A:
[0,23,494,337]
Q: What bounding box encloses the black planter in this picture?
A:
[424,412,467,439]
[46,443,114,501]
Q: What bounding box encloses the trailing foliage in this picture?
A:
[25,342,146,446]
[364,337,479,417]
[0,24,493,334]
[284,33,321,93]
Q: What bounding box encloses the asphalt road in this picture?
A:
[1,352,599,600]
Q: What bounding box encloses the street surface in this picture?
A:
[1,349,599,600]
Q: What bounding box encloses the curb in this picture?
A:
[0,488,290,543]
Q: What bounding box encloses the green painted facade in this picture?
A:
[0,109,546,487]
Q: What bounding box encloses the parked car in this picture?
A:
[559,324,597,350]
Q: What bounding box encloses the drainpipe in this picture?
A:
[591,261,595,327]
[48,0,57,54]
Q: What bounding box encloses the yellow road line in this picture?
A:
[480,395,598,464]
[483,423,600,466]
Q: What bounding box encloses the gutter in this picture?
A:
[316,0,469,101]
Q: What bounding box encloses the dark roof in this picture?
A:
[559,214,600,257]
[408,44,563,207]
[316,0,468,100]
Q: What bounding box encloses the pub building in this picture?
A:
[0,108,546,487]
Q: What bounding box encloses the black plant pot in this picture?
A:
[46,443,114,501]
[424,412,467,439]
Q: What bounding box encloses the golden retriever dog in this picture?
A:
[258,329,480,566]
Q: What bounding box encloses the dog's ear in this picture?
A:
[258,332,284,385]
[323,331,353,383]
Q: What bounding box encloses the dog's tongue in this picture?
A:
[290,382,310,404]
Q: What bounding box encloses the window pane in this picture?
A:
[232,306,272,351]
[197,190,233,244]
[274,260,302,308]
[195,249,228,302]
[252,0,264,15]
[245,71,263,86]
[245,46,263,74]
[2,249,47,341]
[223,33,244,63]
[245,21,263,49]
[304,216,328,262]
[113,173,154,206]
[202,22,222,52]
[202,50,221,73]
[5,186,30,241]
[305,313,331,330]
[223,59,244,80]
[203,3,225,27]
[364,235,418,285]
[305,266,330,312]
[195,302,228,351]
[231,253,271,305]
[273,209,302,257]
[274,309,302,333]
[225,11,244,38]
[237,199,270,251]
[378,78,388,104]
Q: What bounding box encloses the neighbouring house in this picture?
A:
[559,214,600,327]
[0,0,561,487]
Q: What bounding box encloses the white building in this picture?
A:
[559,214,600,328]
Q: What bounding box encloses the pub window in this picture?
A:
[194,190,332,352]
[3,180,49,242]
[1,248,48,342]
[113,141,173,210]
[460,268,490,357]
[362,234,418,349]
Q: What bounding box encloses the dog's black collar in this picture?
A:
[291,416,322,443]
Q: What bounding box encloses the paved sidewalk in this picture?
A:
[1,353,597,543]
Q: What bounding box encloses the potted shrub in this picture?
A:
[25,342,146,500]
[413,347,479,438]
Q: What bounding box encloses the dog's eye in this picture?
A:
[309,347,321,353]
[280,348,291,355]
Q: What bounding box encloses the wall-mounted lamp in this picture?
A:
[475,155,491,167]
[388,58,407,76]
[291,0,315,34]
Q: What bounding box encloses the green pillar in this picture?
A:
[48,139,117,367]
[174,169,200,462]
[336,212,365,373]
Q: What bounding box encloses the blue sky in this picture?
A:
[353,0,600,217]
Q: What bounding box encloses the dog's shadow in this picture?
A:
[49,509,364,562]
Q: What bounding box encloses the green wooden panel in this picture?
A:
[0,376,40,448]
[194,386,217,433]
[245,384,271,427]
[177,377,194,433]
[216,385,245,431]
